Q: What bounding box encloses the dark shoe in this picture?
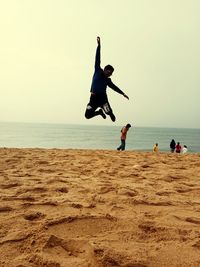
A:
[110,113,116,122]
[99,109,106,119]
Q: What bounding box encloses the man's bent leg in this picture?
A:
[85,105,106,119]
[102,102,116,122]
[109,113,116,122]
[99,109,106,119]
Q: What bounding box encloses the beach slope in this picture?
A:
[0,148,200,267]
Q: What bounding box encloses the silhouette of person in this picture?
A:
[170,139,176,153]
[85,37,129,122]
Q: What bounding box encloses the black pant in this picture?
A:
[85,93,114,119]
[117,139,126,151]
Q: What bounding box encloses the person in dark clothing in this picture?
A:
[170,139,176,153]
[85,36,129,122]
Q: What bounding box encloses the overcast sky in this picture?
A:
[0,0,199,128]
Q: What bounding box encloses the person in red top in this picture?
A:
[117,124,131,151]
[175,142,181,153]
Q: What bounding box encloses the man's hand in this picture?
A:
[97,36,100,45]
[123,94,129,100]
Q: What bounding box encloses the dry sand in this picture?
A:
[0,148,200,267]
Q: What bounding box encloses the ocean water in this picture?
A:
[0,122,199,152]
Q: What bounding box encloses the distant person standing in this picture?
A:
[175,142,181,153]
[117,124,131,151]
[153,143,159,153]
[182,145,188,154]
[170,139,176,153]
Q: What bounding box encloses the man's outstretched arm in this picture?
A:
[95,36,101,70]
[107,79,129,100]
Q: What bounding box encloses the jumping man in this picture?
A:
[85,37,129,122]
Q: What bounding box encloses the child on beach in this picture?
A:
[153,143,159,153]
[85,37,129,122]
[182,145,188,154]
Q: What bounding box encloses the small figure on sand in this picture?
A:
[170,139,176,153]
[175,142,181,153]
[182,145,188,154]
[117,124,131,151]
[85,36,129,122]
[153,143,159,153]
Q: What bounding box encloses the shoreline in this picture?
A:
[1,147,199,154]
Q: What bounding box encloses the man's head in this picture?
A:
[103,65,114,77]
[126,124,131,128]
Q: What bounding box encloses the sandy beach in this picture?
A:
[0,148,200,267]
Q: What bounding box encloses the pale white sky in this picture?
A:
[0,0,200,128]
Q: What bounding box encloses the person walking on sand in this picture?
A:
[175,142,181,153]
[85,36,129,122]
[153,143,159,153]
[117,124,131,151]
[170,139,176,153]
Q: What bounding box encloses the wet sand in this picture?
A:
[0,148,200,267]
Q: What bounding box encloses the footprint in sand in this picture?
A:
[70,203,83,209]
[46,215,117,238]
[94,247,147,267]
[98,185,116,194]
[0,206,13,212]
[185,217,200,225]
[175,187,193,193]
[156,191,174,196]
[44,235,88,256]
[1,182,21,189]
[56,187,69,193]
[28,253,60,267]
[192,240,200,249]
[24,211,45,221]
[118,188,138,197]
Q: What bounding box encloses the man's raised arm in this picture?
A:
[95,36,101,70]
